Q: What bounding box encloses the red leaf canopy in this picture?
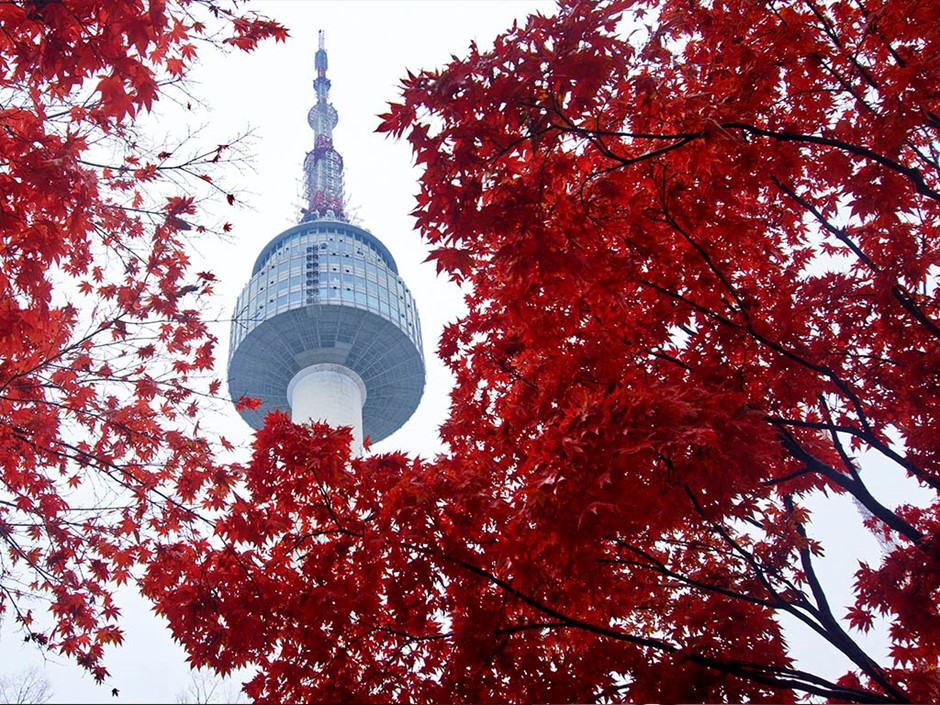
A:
[144,1,940,703]
[0,0,284,686]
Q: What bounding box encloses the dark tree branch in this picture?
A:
[724,122,939,203]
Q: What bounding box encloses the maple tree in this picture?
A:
[0,0,284,685]
[139,0,940,703]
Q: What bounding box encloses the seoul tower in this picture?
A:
[227,31,425,454]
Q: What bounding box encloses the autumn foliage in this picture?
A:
[139,0,940,702]
[8,0,940,702]
[0,0,284,684]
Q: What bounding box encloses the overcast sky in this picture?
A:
[2,0,915,701]
[1,2,552,702]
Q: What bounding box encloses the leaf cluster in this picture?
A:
[147,0,940,702]
[0,0,284,684]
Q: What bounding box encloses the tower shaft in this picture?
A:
[288,364,367,455]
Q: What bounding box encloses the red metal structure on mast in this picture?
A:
[303,30,345,221]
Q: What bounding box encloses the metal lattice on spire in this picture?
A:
[302,30,346,222]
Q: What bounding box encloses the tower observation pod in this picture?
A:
[227,31,425,455]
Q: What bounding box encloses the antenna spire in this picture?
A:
[302,30,345,221]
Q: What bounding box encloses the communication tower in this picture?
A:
[227,31,425,454]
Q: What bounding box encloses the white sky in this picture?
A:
[1,1,553,702]
[1,0,919,701]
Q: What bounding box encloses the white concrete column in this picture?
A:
[287,363,367,456]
